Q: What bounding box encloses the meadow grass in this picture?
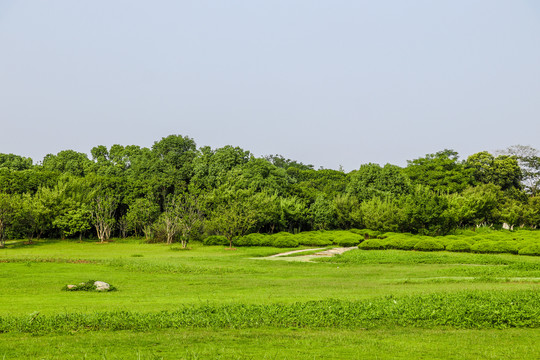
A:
[0,237,539,358]
[1,328,538,360]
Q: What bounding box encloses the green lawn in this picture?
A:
[0,238,539,359]
[1,328,538,360]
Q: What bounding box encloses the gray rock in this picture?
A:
[94,281,110,291]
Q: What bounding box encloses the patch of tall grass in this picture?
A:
[1,291,538,334]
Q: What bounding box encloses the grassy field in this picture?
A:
[0,237,539,359]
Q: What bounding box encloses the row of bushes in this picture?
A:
[204,230,367,248]
[359,234,540,256]
[201,228,540,256]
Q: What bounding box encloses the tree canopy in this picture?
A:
[0,136,538,244]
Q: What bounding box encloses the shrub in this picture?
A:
[334,237,360,247]
[271,237,299,248]
[351,229,382,239]
[236,233,265,246]
[413,239,444,252]
[433,236,453,247]
[518,244,540,256]
[492,241,518,254]
[457,229,478,236]
[358,239,385,250]
[470,241,497,254]
[382,236,410,250]
[381,232,399,238]
[203,235,228,246]
[445,240,471,253]
[297,236,332,247]
[273,231,293,237]
[516,241,537,251]
[399,238,419,250]
[382,238,400,250]
[469,241,517,254]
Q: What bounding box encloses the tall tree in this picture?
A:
[209,199,258,248]
[466,152,522,191]
[42,150,91,177]
[91,194,117,243]
[405,149,474,193]
[347,163,410,201]
[497,145,540,196]
[0,154,33,171]
[0,193,14,246]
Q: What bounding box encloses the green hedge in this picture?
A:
[445,240,471,252]
[272,237,299,248]
[518,244,540,256]
[358,239,385,250]
[470,241,518,254]
[414,239,444,252]
[203,235,228,246]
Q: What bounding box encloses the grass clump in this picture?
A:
[62,280,117,292]
[2,290,539,334]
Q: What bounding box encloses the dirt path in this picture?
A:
[256,246,357,262]
[266,248,325,258]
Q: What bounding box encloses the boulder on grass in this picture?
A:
[94,281,110,291]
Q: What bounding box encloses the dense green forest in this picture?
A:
[0,135,539,247]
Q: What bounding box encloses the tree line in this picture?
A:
[0,136,539,247]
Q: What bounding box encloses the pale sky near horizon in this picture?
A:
[1,0,539,170]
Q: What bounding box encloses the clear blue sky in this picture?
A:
[1,0,539,170]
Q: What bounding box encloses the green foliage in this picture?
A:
[401,185,452,235]
[53,207,92,240]
[2,291,539,333]
[271,236,299,248]
[311,195,334,230]
[235,233,269,246]
[518,244,540,256]
[331,194,362,229]
[207,195,259,248]
[42,150,91,177]
[0,153,33,171]
[1,138,540,242]
[264,154,314,171]
[353,229,540,256]
[202,235,228,246]
[405,149,474,193]
[334,237,360,247]
[466,152,523,191]
[346,163,410,201]
[0,192,15,246]
[445,240,471,252]
[470,241,517,254]
[360,197,402,232]
[350,228,383,239]
[125,197,159,239]
[358,239,385,250]
[446,184,502,226]
[413,239,445,252]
